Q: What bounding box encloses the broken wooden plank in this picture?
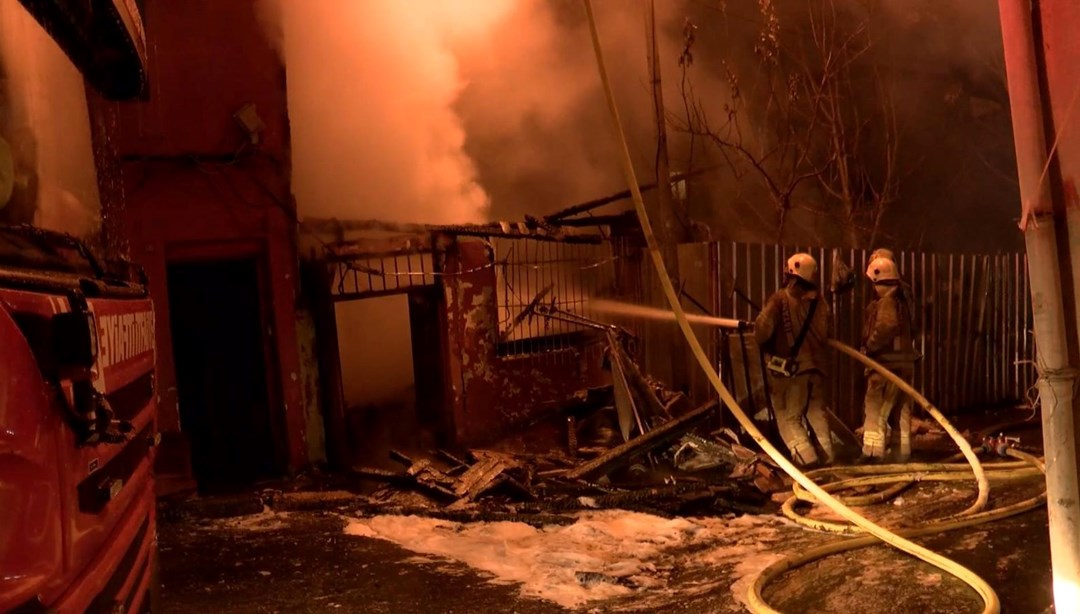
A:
[615,341,672,424]
[454,457,507,499]
[350,466,458,500]
[406,458,433,477]
[576,446,609,458]
[824,407,861,447]
[352,467,407,482]
[435,449,472,475]
[538,468,570,478]
[564,399,720,481]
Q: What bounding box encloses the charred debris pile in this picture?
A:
[353,330,783,520]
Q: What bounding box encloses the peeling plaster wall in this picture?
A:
[442,239,606,444]
[113,0,308,488]
[296,307,327,464]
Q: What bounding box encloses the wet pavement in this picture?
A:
[159,488,1052,613]
[764,507,1052,613]
[159,407,1054,613]
[159,511,569,614]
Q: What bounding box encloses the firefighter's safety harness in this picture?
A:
[765,295,819,378]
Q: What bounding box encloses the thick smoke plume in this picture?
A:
[260,0,530,411]
[260,0,672,409]
[260,0,681,223]
[262,0,524,224]
[259,1,1017,410]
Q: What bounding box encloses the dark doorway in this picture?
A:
[166,258,279,492]
[408,288,449,444]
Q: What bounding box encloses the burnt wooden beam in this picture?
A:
[301,218,605,244]
[563,399,719,481]
[544,184,659,222]
[543,167,717,222]
[325,234,435,260]
[547,214,637,228]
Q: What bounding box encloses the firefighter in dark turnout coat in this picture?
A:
[860,256,919,461]
[755,253,834,467]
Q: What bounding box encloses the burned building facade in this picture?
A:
[55,0,1033,498]
[97,0,310,493]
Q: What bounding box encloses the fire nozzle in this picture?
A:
[980,433,1021,457]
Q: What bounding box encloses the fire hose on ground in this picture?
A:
[756,450,1046,611]
[581,2,1044,612]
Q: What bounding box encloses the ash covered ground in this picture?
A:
[159,477,1051,614]
[158,407,1051,613]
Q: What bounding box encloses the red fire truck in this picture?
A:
[0,227,158,613]
[0,2,157,612]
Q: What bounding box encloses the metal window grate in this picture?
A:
[493,238,617,360]
[329,252,437,300]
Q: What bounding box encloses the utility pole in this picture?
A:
[999,1,1080,611]
[644,0,689,391]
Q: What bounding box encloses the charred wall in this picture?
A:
[441,239,608,445]
[109,0,313,491]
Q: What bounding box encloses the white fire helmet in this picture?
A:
[870,248,895,263]
[866,257,900,283]
[786,253,818,285]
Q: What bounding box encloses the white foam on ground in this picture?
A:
[343,510,793,609]
[213,506,291,532]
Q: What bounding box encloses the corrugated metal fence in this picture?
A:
[712,243,1036,426]
[424,234,1035,429]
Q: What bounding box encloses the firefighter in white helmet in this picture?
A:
[871,248,916,316]
[859,256,919,462]
[754,253,835,467]
[870,248,894,262]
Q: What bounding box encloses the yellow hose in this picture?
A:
[752,449,1046,611]
[580,2,1001,612]
[791,460,1029,507]
[828,340,991,518]
[783,465,1044,534]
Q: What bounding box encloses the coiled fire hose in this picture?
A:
[580,3,1043,612]
[829,342,991,518]
[756,450,1046,611]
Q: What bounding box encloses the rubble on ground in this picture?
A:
[351,330,784,518]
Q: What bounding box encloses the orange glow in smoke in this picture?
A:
[431,0,518,41]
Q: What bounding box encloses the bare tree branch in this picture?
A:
[670,1,903,247]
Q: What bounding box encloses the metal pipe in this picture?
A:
[1026,218,1080,610]
[999,0,1080,609]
